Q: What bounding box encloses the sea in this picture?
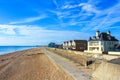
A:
[0,46,41,55]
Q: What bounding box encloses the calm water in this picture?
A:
[0,46,40,55]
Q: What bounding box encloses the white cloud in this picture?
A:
[79,3,100,14]
[49,1,101,28]
[9,15,47,24]
[61,4,78,9]
[79,2,120,32]
[61,2,100,13]
[0,25,17,35]
[0,24,91,45]
[52,0,59,8]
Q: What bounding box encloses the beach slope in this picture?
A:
[0,48,73,80]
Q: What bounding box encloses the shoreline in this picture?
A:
[0,48,74,80]
[0,46,41,56]
[1,48,119,80]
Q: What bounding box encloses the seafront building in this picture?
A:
[63,40,87,51]
[63,41,69,49]
[84,30,119,54]
[48,42,57,48]
[49,30,119,54]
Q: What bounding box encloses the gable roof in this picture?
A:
[73,40,87,43]
[63,40,87,44]
[89,32,118,41]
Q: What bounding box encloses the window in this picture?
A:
[89,41,99,46]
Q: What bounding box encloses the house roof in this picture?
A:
[89,32,118,41]
[63,40,87,44]
[72,40,87,43]
[64,41,69,44]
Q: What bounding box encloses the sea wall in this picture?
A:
[92,61,120,80]
[47,48,95,68]
[50,48,120,61]
[50,48,88,55]
[108,51,120,56]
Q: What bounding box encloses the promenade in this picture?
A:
[42,48,92,80]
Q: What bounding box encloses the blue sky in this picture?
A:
[0,0,120,45]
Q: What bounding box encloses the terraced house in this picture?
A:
[85,30,119,54]
[63,40,87,51]
[63,41,69,50]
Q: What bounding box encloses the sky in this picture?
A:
[0,0,120,46]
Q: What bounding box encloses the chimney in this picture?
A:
[107,30,111,36]
[96,30,100,38]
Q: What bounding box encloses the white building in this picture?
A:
[85,30,119,54]
[68,40,72,49]
[63,41,69,50]
[63,40,87,51]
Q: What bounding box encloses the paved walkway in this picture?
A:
[42,48,92,80]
